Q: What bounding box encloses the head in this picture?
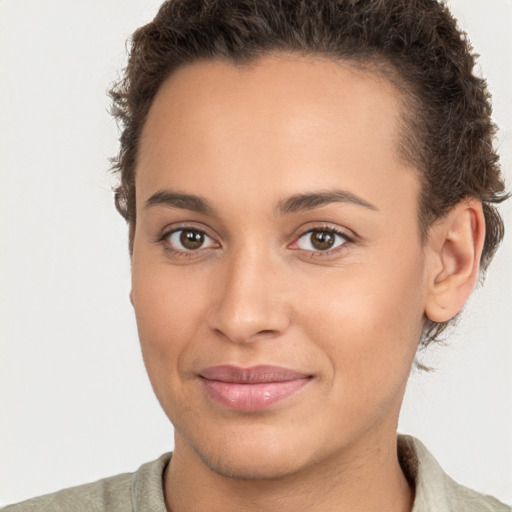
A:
[109,0,507,481]
[111,0,506,346]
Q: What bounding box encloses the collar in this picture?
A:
[398,434,509,512]
[129,437,508,511]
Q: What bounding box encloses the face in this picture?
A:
[131,54,428,479]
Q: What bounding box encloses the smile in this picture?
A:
[199,365,313,411]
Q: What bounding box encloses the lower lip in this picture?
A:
[201,378,311,411]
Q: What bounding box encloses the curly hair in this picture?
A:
[110,0,508,345]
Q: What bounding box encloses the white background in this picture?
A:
[1,0,511,506]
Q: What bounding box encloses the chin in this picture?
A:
[181,423,318,481]
[194,445,304,481]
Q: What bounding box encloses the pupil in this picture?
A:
[311,231,334,250]
[180,230,204,249]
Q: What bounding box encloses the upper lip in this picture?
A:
[199,365,311,384]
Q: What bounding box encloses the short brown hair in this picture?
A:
[110,0,508,345]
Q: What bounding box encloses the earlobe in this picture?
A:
[424,200,486,323]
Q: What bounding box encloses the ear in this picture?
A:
[424,199,486,323]
[129,290,134,306]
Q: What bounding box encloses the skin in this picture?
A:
[130,54,485,512]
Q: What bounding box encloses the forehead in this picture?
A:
[142,54,404,151]
[136,54,419,215]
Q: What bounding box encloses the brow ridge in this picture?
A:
[145,190,214,214]
[277,190,378,214]
[144,188,377,216]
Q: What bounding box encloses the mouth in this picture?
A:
[198,365,313,411]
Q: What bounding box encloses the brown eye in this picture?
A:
[295,228,347,252]
[180,229,204,249]
[310,230,335,250]
[167,229,216,252]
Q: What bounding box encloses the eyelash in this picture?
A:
[292,225,353,257]
[157,225,354,258]
[157,227,217,258]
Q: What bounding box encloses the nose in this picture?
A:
[207,246,291,344]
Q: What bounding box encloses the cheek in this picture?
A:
[297,251,426,383]
[131,261,208,386]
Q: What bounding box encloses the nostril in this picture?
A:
[256,329,277,337]
[212,327,280,343]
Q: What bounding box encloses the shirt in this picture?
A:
[2,435,510,511]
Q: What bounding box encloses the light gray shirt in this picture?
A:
[3,435,510,511]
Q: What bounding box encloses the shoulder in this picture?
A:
[398,435,511,512]
[1,453,172,512]
[1,473,133,512]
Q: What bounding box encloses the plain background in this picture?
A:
[1,0,511,506]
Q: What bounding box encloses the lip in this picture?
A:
[199,365,312,411]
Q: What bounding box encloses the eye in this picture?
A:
[165,228,217,252]
[295,228,348,252]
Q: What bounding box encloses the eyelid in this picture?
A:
[155,221,354,258]
[169,229,217,250]
[288,224,355,255]
[157,223,220,254]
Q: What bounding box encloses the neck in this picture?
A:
[164,430,414,512]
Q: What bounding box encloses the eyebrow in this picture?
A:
[276,190,378,214]
[144,188,378,215]
[145,190,215,214]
